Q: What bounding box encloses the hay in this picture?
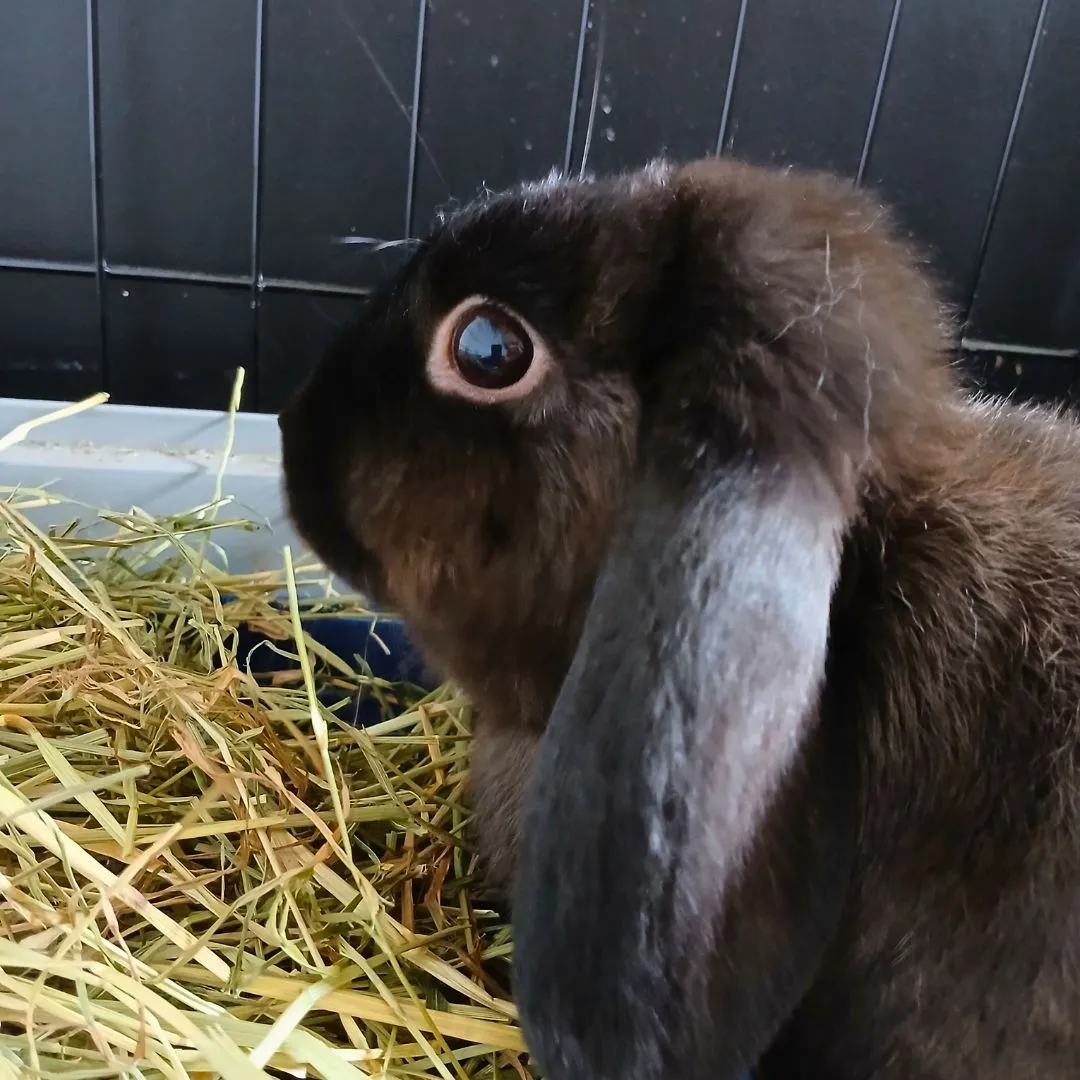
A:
[0,390,531,1078]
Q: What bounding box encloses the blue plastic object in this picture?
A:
[234,606,437,726]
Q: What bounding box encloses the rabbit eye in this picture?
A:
[451,307,534,389]
[427,296,551,404]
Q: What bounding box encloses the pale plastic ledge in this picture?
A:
[0,396,302,574]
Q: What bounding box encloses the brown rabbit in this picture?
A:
[279,156,1080,1080]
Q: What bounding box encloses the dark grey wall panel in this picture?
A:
[259,2,418,289]
[0,2,94,264]
[411,0,583,232]
[723,0,894,174]
[258,291,359,411]
[861,0,1044,305]
[97,0,258,275]
[0,272,102,400]
[107,280,254,409]
[969,0,1080,349]
[572,2,743,173]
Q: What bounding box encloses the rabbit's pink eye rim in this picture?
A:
[426,295,553,405]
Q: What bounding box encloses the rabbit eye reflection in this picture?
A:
[451,307,534,389]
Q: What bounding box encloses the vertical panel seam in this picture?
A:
[715,0,750,155]
[250,0,269,408]
[405,0,429,237]
[856,0,904,185]
[964,0,1051,322]
[564,0,592,174]
[85,0,109,389]
[577,2,608,176]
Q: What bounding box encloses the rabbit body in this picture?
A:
[280,156,1080,1079]
[761,398,1080,1078]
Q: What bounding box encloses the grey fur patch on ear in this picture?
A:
[512,459,850,1080]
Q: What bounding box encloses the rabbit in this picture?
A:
[278,154,1080,1080]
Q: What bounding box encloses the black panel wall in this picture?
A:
[0,0,1076,412]
[859,0,1046,307]
[722,0,895,175]
[968,0,1080,351]
[567,2,744,173]
[413,0,584,230]
[0,2,96,267]
[97,1,259,277]
[260,1,418,288]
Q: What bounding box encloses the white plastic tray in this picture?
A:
[0,396,299,573]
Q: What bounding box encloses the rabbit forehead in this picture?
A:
[416,197,602,323]
[408,170,676,354]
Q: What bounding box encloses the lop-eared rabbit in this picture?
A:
[280,156,1080,1079]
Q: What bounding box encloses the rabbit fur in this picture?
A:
[279,155,1080,1080]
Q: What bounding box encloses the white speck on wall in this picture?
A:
[600,94,612,115]
[489,54,499,67]
[121,290,130,298]
[603,127,615,142]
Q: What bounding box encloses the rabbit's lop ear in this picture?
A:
[509,166,943,1080]
[512,447,857,1080]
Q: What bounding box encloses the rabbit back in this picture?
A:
[765,396,1080,1078]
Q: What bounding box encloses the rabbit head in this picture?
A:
[279,156,957,1080]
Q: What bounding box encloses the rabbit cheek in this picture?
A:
[349,489,487,625]
[340,543,390,607]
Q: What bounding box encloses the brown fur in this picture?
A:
[280,155,1080,1078]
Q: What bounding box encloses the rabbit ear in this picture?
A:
[511,431,859,1080]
